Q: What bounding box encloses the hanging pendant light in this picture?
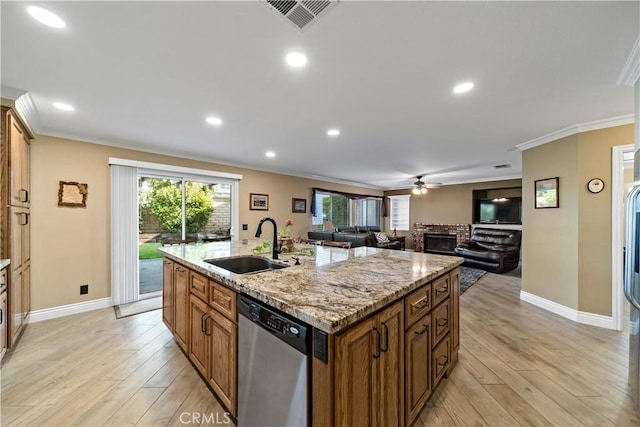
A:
[412,176,428,195]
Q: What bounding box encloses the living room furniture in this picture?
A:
[308,230,402,250]
[323,241,352,249]
[453,228,521,273]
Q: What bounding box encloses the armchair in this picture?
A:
[454,228,521,273]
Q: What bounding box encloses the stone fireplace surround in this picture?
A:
[411,223,471,253]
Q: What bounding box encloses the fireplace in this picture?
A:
[424,233,457,255]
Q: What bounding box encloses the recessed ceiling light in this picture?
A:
[453,82,474,94]
[27,6,65,28]
[265,151,276,158]
[327,129,340,136]
[53,102,74,111]
[285,52,307,68]
[206,116,222,126]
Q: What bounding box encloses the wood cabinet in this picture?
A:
[450,268,460,369]
[0,266,8,361]
[162,259,174,330]
[173,264,190,351]
[403,268,458,426]
[335,300,404,427]
[166,260,238,417]
[405,315,431,424]
[1,106,33,349]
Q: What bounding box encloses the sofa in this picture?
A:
[453,228,521,273]
[308,227,401,249]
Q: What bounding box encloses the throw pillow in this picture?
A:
[375,232,390,244]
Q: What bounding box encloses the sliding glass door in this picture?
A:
[137,175,232,296]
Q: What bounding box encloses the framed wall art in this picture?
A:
[292,198,306,213]
[535,177,559,209]
[58,181,88,208]
[250,193,269,211]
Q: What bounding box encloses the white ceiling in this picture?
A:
[1,1,638,189]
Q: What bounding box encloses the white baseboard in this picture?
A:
[28,297,113,323]
[520,291,616,330]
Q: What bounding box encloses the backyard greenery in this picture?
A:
[139,179,214,233]
[139,242,163,260]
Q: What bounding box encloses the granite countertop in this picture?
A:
[0,259,10,270]
[159,239,463,333]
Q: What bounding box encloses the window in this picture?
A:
[354,198,381,228]
[389,195,410,231]
[312,192,350,230]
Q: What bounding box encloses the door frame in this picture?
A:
[612,144,634,331]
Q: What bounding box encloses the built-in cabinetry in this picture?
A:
[1,263,9,361]
[315,267,460,427]
[163,254,459,426]
[163,259,237,417]
[335,300,404,426]
[1,106,32,349]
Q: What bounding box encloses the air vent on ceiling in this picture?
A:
[494,164,512,169]
[266,0,337,31]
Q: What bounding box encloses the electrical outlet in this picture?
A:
[80,284,88,295]
[242,224,248,231]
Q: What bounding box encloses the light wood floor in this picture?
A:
[1,272,638,426]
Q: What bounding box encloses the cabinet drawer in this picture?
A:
[432,301,450,345]
[432,275,450,307]
[405,283,431,329]
[210,281,237,321]
[190,271,209,302]
[432,335,450,386]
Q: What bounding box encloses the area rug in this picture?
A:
[460,266,487,294]
[114,296,162,319]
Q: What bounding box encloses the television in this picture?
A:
[476,197,522,224]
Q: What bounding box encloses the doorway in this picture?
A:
[137,175,233,297]
[612,144,634,331]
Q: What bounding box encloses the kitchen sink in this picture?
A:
[205,256,288,275]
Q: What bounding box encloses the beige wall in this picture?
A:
[384,178,522,248]
[31,134,381,311]
[522,124,635,315]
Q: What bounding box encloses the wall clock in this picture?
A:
[587,178,604,194]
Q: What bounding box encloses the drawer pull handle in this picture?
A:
[372,327,381,359]
[19,189,28,203]
[438,356,448,367]
[200,313,207,333]
[438,319,448,327]
[381,322,389,352]
[436,286,448,295]
[413,298,428,310]
[415,324,429,335]
[204,316,212,336]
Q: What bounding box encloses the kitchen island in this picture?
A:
[160,240,462,426]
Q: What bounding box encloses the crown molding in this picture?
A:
[516,114,635,151]
[14,92,41,137]
[35,127,384,191]
[617,34,640,86]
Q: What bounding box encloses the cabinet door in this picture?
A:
[162,259,174,330]
[377,301,404,427]
[21,262,30,319]
[405,316,431,424]
[22,210,30,265]
[21,135,30,206]
[173,264,189,351]
[1,290,7,360]
[9,269,22,346]
[189,295,209,376]
[8,114,26,206]
[207,309,237,416]
[9,207,24,270]
[335,317,377,427]
[450,268,460,354]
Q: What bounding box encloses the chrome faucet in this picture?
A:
[255,217,280,260]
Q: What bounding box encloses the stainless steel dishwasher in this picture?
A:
[237,294,310,427]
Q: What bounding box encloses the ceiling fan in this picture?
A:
[410,175,443,194]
